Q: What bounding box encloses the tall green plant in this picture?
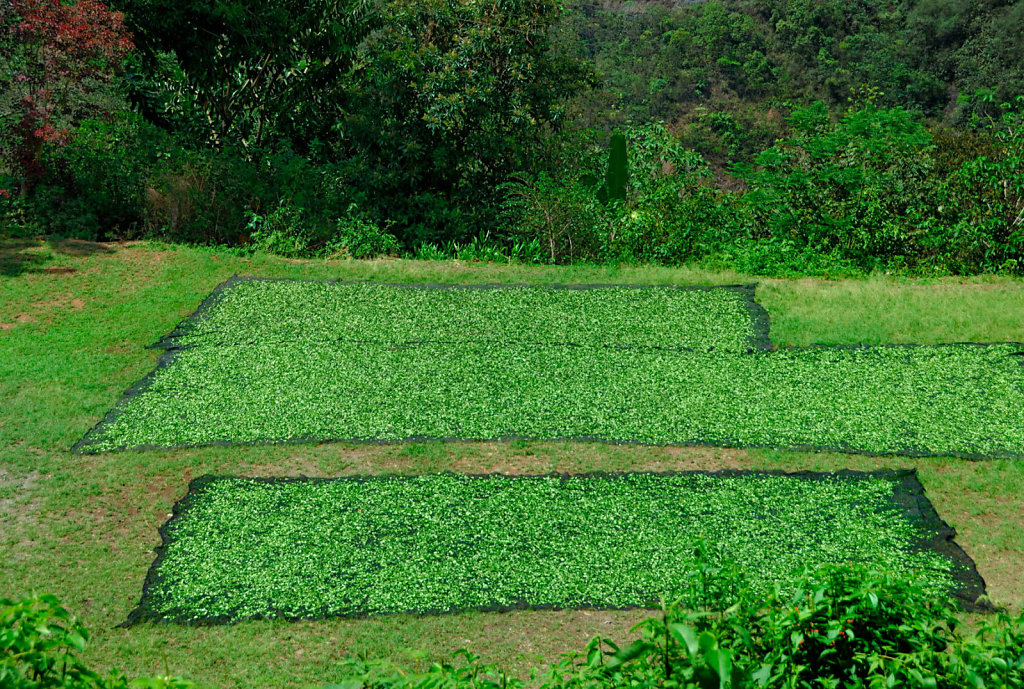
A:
[604,132,629,203]
[332,564,1024,689]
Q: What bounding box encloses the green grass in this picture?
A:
[156,278,765,351]
[134,471,961,625]
[1,239,1023,688]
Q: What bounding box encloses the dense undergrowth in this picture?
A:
[6,565,1023,688]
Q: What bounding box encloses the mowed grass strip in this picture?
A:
[130,471,966,625]
[154,278,766,351]
[78,341,1024,457]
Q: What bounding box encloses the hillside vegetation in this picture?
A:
[2,0,1022,274]
[565,0,1024,133]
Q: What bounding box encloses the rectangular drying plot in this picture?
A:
[152,277,769,352]
[77,341,1024,458]
[126,470,982,625]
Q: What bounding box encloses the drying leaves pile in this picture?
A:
[76,278,1024,458]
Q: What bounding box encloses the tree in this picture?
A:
[336,0,592,244]
[1,0,133,195]
[117,0,377,156]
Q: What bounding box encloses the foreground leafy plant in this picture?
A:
[0,595,194,688]
[335,565,1023,689]
[126,471,974,625]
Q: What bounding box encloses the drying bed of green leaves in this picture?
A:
[78,340,1024,457]
[153,278,765,351]
[130,471,961,624]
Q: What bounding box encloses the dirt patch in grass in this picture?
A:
[0,468,41,522]
[0,469,45,569]
[236,443,754,479]
[47,239,118,257]
[924,499,1023,610]
[3,313,36,326]
[481,607,647,669]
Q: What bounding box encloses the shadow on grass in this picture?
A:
[47,238,116,258]
[0,238,115,277]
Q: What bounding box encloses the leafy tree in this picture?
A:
[0,0,133,195]
[335,0,592,244]
[116,0,377,155]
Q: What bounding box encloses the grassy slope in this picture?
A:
[1,237,1022,688]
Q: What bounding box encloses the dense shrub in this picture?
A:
[336,564,1024,689]
[328,211,401,260]
[23,110,170,239]
[496,99,1024,275]
[499,171,606,263]
[243,202,401,259]
[731,102,935,268]
[731,99,1024,274]
[0,595,192,688]
[498,124,737,265]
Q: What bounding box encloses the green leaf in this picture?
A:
[751,664,772,686]
[702,647,733,688]
[608,640,648,668]
[668,623,700,656]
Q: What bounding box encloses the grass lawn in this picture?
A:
[1,237,1023,688]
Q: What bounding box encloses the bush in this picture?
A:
[499,171,607,264]
[328,210,401,260]
[244,202,314,258]
[25,111,175,239]
[730,102,937,271]
[147,142,356,248]
[0,595,193,688]
[730,99,1024,275]
[601,124,736,265]
[335,563,1024,689]
[498,99,1024,276]
[242,203,401,259]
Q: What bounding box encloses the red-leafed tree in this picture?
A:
[2,0,133,195]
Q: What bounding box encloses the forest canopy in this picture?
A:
[1,0,1022,275]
